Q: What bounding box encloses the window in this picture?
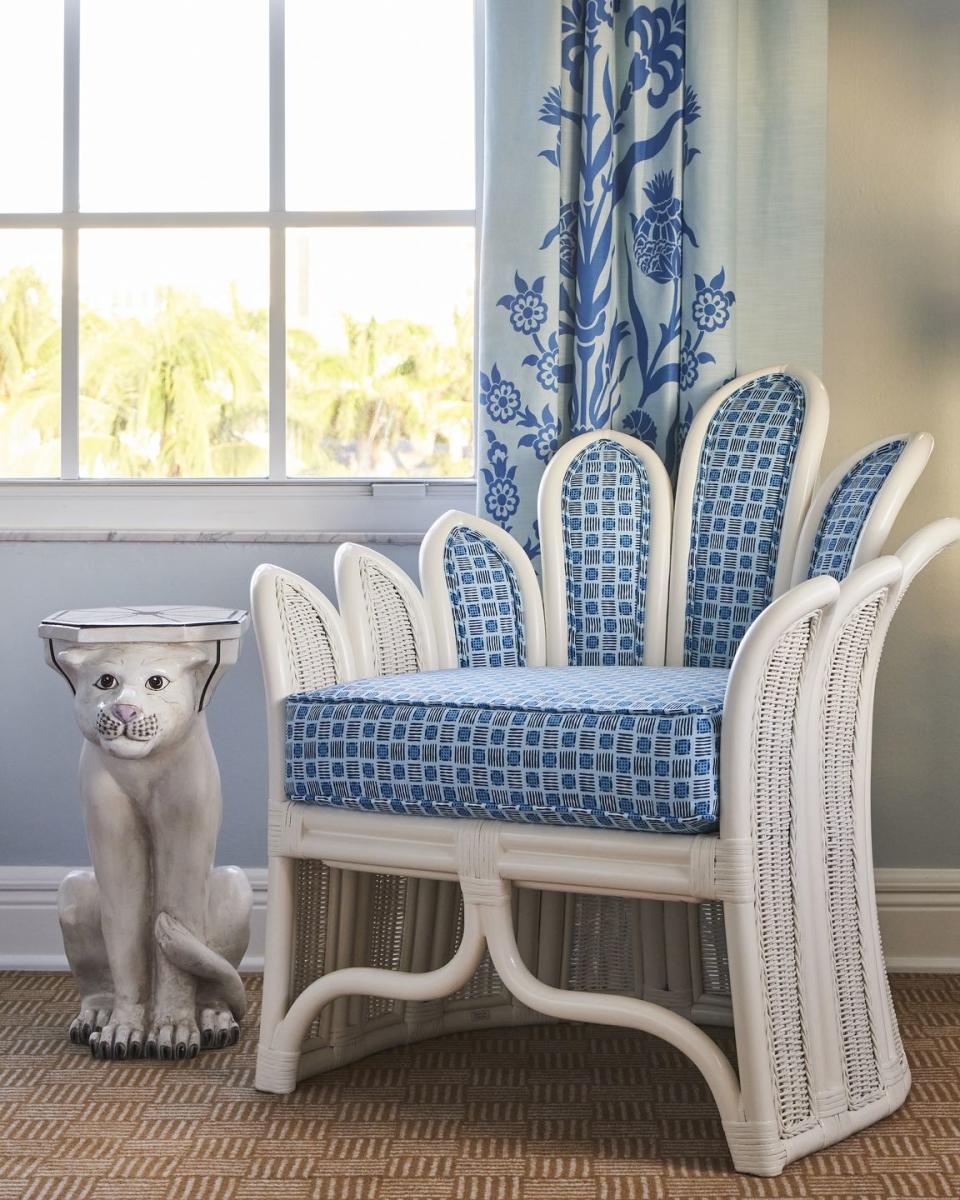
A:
[0,0,478,505]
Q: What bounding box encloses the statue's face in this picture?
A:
[55,643,211,760]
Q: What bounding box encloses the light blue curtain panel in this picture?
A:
[477,0,828,556]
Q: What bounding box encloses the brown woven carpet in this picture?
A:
[0,973,957,1199]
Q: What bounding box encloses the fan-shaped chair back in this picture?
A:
[420,510,546,669]
[538,430,672,666]
[791,432,933,585]
[667,365,829,667]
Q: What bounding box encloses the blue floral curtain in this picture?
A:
[478,0,738,555]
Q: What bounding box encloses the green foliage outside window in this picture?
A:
[0,268,474,479]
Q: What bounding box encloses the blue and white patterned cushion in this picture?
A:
[683,373,806,668]
[285,666,729,835]
[806,440,906,581]
[561,438,651,666]
[443,526,526,667]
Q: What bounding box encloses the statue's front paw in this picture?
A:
[88,1004,146,1060]
[69,998,112,1047]
[146,1012,200,1060]
[199,1000,240,1049]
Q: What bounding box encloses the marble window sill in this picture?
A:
[0,529,422,545]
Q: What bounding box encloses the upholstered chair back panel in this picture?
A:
[682,373,807,668]
[805,440,906,580]
[560,438,652,666]
[442,526,527,668]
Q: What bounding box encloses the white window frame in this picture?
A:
[0,0,482,535]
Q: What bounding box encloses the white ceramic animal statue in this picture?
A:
[53,640,252,1060]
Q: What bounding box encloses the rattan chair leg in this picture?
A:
[256,905,489,1093]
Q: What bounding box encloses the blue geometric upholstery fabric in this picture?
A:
[561,438,651,667]
[683,372,806,668]
[806,439,906,581]
[286,666,729,835]
[443,526,526,668]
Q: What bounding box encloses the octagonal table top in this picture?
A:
[38,605,249,644]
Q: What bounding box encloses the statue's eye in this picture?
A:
[144,674,169,692]
[94,674,118,690]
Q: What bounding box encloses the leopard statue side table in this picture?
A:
[39,606,252,1061]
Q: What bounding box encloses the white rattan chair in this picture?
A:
[255,564,840,1172]
[249,348,956,1173]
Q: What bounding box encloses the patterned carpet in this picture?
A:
[0,973,957,1199]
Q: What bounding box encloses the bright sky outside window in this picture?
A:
[0,0,477,483]
[285,0,475,211]
[0,2,63,211]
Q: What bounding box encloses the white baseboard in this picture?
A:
[0,865,957,974]
[0,866,268,972]
[872,868,960,972]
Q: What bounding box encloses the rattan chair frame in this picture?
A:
[694,429,934,1025]
[249,359,954,1174]
[252,554,929,1173]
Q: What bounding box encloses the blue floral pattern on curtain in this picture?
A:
[478,0,737,557]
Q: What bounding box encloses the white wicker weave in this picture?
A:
[334,542,437,676]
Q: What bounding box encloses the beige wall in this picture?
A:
[824,0,960,865]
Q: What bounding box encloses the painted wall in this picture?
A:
[823,0,960,866]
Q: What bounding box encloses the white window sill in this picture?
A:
[0,479,477,540]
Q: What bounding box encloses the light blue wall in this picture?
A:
[0,539,419,867]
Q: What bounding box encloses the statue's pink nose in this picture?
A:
[112,703,141,725]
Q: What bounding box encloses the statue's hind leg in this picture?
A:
[58,870,114,1046]
[198,866,253,1048]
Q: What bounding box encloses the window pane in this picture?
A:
[0,1,63,211]
[287,227,474,478]
[0,232,61,476]
[79,229,268,478]
[286,0,474,211]
[80,0,268,211]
